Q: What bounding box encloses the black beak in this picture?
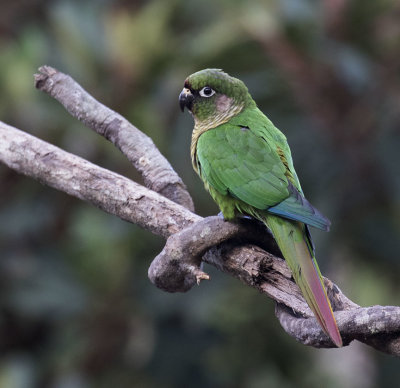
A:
[179,88,194,112]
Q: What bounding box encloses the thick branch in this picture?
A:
[0,121,198,238]
[1,120,400,355]
[1,66,399,356]
[149,216,280,292]
[2,119,400,355]
[149,216,400,354]
[276,304,400,351]
[34,66,194,211]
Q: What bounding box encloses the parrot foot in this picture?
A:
[194,269,210,285]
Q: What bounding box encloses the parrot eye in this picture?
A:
[199,86,215,98]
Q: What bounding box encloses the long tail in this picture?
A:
[265,214,342,347]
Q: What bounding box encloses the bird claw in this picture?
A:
[194,270,210,285]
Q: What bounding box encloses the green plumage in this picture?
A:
[179,69,342,347]
[196,108,331,231]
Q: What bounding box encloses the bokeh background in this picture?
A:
[1,0,400,387]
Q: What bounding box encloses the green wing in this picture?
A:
[197,123,289,209]
[196,108,331,230]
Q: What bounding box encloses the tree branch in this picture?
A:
[148,216,400,353]
[0,121,198,238]
[34,66,194,211]
[0,67,399,356]
[149,216,280,293]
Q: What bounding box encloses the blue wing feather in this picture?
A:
[268,182,331,231]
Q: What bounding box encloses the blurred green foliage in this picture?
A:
[1,0,400,387]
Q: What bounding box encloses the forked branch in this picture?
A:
[0,67,398,356]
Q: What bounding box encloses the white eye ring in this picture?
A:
[199,86,216,98]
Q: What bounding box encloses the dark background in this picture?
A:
[0,0,399,387]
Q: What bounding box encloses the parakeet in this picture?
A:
[179,69,342,347]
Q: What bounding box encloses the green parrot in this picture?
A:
[179,69,342,347]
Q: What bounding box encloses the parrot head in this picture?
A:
[179,69,255,129]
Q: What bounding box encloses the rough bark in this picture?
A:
[1,121,399,355]
[0,122,198,238]
[34,66,194,211]
[0,67,399,356]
